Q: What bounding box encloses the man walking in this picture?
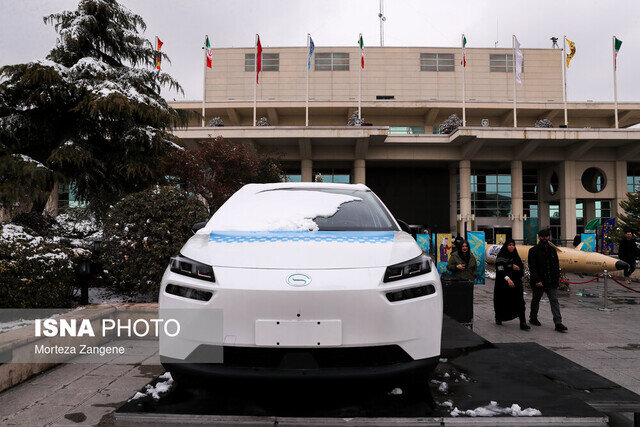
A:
[528,229,568,332]
[618,231,638,284]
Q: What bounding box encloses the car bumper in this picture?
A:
[158,265,442,363]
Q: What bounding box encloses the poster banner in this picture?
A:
[416,234,430,253]
[436,233,452,274]
[524,218,539,245]
[496,233,506,245]
[601,218,615,255]
[580,233,596,252]
[467,231,486,285]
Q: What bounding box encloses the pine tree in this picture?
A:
[614,192,640,240]
[0,0,188,218]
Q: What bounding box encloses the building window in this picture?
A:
[490,53,523,72]
[420,53,455,71]
[595,200,611,218]
[58,182,87,211]
[523,169,538,218]
[313,168,351,183]
[314,52,349,71]
[470,170,512,217]
[244,53,279,71]
[627,165,640,192]
[389,126,425,135]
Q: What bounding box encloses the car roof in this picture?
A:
[241,182,370,192]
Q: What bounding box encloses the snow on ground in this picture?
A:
[450,401,542,417]
[387,388,403,395]
[204,186,362,232]
[129,372,174,401]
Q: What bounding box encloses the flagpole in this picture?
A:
[613,35,619,129]
[202,35,207,127]
[253,34,258,127]
[462,33,466,127]
[562,35,568,127]
[512,35,517,127]
[358,33,362,120]
[306,33,310,126]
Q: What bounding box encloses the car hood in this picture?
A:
[180,230,422,269]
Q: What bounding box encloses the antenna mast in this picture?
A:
[378,0,386,46]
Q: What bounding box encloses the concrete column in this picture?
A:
[559,161,577,241]
[511,160,524,241]
[353,159,366,184]
[449,166,458,233]
[301,159,313,182]
[537,171,550,230]
[613,160,627,217]
[584,200,596,224]
[459,160,472,235]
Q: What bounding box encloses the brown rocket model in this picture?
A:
[485,242,628,274]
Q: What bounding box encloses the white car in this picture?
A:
[159,183,442,383]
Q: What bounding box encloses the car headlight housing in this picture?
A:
[169,253,215,282]
[383,253,430,283]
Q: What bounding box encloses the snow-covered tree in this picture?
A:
[439,114,462,134]
[257,116,270,126]
[207,117,224,127]
[534,119,553,128]
[347,111,364,126]
[0,0,188,218]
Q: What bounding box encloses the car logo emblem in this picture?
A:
[287,274,312,287]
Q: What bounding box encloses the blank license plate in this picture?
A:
[255,320,342,346]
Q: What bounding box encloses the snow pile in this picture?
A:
[438,400,453,408]
[388,388,403,395]
[205,187,362,232]
[431,379,449,393]
[450,401,542,417]
[130,372,174,401]
[1,224,44,248]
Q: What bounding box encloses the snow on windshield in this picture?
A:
[204,189,361,232]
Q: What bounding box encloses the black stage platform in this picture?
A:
[115,318,640,426]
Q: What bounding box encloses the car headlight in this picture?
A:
[383,253,430,283]
[169,253,215,282]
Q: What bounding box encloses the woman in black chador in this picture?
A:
[494,239,530,330]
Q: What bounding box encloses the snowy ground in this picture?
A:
[0,307,85,334]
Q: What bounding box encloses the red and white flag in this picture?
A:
[155,37,163,70]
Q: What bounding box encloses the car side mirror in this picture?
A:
[191,221,208,235]
[397,219,412,234]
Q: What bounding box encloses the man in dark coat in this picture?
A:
[618,231,638,284]
[527,229,568,332]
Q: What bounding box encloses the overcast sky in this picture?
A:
[1,0,639,102]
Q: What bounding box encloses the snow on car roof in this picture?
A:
[203,183,368,232]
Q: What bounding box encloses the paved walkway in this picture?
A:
[0,274,638,425]
[473,274,640,396]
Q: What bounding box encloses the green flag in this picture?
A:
[614,36,622,69]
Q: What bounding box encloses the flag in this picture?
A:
[205,35,212,68]
[614,36,622,69]
[155,37,163,70]
[514,36,523,84]
[358,34,364,68]
[566,38,576,68]
[256,35,262,84]
[308,36,315,70]
[462,35,467,67]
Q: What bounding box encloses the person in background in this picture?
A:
[451,234,464,255]
[494,239,530,330]
[618,230,639,284]
[447,240,477,281]
[528,229,568,332]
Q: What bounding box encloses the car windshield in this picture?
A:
[271,188,398,231]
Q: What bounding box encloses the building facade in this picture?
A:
[166,45,640,244]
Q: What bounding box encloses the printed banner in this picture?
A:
[601,217,615,255]
[524,218,539,245]
[581,233,596,252]
[467,231,486,285]
[436,233,452,274]
[416,234,430,253]
[496,233,506,245]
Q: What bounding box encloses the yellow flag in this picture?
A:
[566,38,576,68]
